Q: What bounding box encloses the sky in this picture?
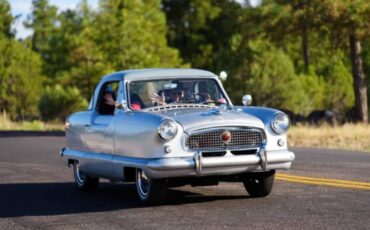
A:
[8,0,259,39]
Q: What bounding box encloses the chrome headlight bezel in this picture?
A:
[271,113,290,134]
[157,119,178,140]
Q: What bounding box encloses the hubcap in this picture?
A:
[137,169,150,198]
[75,164,86,184]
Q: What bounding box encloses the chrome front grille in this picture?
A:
[185,128,263,152]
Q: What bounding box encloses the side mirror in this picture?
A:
[115,99,128,110]
[242,95,252,106]
[219,71,227,81]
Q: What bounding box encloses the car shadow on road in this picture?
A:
[0,182,249,218]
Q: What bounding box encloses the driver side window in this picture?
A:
[97,81,119,115]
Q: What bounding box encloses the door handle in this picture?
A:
[84,124,90,127]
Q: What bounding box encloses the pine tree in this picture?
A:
[24,0,58,83]
[95,0,182,70]
[0,0,13,37]
[314,0,369,122]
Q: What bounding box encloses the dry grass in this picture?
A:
[288,123,370,152]
[0,113,64,131]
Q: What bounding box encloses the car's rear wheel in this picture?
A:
[73,162,99,190]
[136,169,167,205]
[242,170,275,197]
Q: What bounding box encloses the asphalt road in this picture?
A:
[0,134,369,229]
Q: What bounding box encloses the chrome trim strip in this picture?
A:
[143,104,218,112]
[186,126,264,135]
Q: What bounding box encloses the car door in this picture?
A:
[80,81,119,178]
[84,112,114,154]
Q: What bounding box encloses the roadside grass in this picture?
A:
[0,115,64,131]
[288,123,370,152]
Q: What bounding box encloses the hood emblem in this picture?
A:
[220,130,232,144]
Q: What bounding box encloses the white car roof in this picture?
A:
[101,68,218,82]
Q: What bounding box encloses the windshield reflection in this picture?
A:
[128,79,227,110]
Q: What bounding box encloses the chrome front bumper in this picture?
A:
[61,148,295,179]
[145,149,295,178]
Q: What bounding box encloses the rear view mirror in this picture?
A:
[115,99,128,110]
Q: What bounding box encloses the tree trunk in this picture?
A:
[349,34,368,123]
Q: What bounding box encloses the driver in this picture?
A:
[102,85,116,115]
[168,88,184,103]
[151,87,185,105]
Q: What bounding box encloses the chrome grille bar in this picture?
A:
[185,128,263,151]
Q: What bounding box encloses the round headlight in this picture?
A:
[158,119,178,140]
[271,113,290,134]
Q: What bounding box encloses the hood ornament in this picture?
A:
[212,109,221,115]
[210,104,228,116]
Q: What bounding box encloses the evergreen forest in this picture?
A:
[0,0,369,123]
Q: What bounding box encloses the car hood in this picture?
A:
[153,107,265,131]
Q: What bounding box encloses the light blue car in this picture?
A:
[61,68,295,204]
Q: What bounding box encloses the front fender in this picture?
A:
[238,106,290,151]
[113,111,189,158]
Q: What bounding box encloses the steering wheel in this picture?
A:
[191,93,212,104]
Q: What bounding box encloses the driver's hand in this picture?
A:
[202,93,214,103]
[104,93,115,106]
[150,93,166,105]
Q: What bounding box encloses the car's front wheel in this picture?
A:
[242,170,275,197]
[136,169,167,205]
[73,162,99,190]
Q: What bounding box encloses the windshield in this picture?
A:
[128,78,228,110]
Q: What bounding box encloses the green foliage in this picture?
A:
[163,0,223,68]
[0,37,44,119]
[317,53,355,113]
[311,0,370,121]
[38,85,87,121]
[55,1,107,99]
[316,0,370,38]
[297,72,326,115]
[95,0,183,70]
[24,0,58,83]
[0,0,13,37]
[244,40,308,114]
[0,0,368,123]
[362,41,370,118]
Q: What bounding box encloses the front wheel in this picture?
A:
[136,169,167,205]
[73,162,99,190]
[242,170,275,197]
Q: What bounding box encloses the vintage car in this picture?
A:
[60,68,295,204]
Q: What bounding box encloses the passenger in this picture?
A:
[105,87,144,111]
[130,93,145,111]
